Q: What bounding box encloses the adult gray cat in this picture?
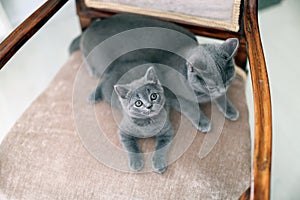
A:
[110,66,173,173]
[70,13,239,132]
[184,39,239,120]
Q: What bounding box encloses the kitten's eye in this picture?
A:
[135,100,143,107]
[150,93,158,101]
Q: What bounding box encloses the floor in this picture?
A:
[0,0,299,199]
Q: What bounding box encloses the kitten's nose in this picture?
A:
[146,104,153,109]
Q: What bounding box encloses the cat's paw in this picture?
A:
[87,91,102,104]
[129,154,144,171]
[225,108,239,121]
[197,118,211,133]
[152,154,167,174]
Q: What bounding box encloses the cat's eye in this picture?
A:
[135,100,143,107]
[150,93,158,101]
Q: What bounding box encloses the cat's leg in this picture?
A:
[88,82,103,104]
[214,95,239,121]
[119,132,144,171]
[169,97,211,132]
[152,128,173,173]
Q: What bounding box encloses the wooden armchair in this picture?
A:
[0,0,272,199]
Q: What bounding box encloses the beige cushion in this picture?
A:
[0,51,250,199]
[84,0,241,32]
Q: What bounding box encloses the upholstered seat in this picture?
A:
[84,0,242,31]
[0,51,250,199]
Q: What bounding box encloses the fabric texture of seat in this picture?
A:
[0,51,250,199]
[84,0,241,32]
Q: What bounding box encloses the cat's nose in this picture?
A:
[146,104,153,109]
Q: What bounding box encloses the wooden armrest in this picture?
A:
[244,0,272,199]
[0,0,69,69]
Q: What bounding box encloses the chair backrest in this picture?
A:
[83,0,242,32]
[76,0,248,69]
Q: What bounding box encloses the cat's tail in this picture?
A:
[68,35,81,54]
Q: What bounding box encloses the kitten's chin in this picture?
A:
[147,108,163,117]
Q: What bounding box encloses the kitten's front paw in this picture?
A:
[225,108,239,121]
[197,118,211,133]
[152,154,167,174]
[129,154,144,171]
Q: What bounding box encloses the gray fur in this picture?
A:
[68,35,81,54]
[185,38,239,120]
[113,67,173,173]
[72,13,239,134]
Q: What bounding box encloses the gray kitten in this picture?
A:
[113,66,173,173]
[70,13,239,131]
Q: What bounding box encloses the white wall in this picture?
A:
[0,0,47,27]
[0,2,12,40]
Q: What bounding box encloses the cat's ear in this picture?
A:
[220,38,239,60]
[114,84,130,99]
[145,66,160,84]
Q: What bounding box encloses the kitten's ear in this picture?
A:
[145,66,160,84]
[114,84,130,99]
[220,38,239,60]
